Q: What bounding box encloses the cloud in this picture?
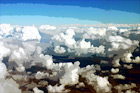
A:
[60,61,80,86]
[33,87,44,93]
[0,24,139,93]
[54,46,66,54]
[107,35,139,51]
[51,28,105,56]
[47,84,70,93]
[0,24,41,41]
[111,74,126,80]
[0,79,21,93]
[82,72,112,93]
[107,26,118,31]
[0,42,11,60]
[0,24,14,38]
[21,26,41,41]
[111,68,119,74]
[83,27,106,39]
[39,25,56,30]
[0,62,7,79]
[122,53,140,64]
[114,83,137,93]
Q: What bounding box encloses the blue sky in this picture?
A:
[0,0,140,25]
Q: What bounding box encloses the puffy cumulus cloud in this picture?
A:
[39,25,56,30]
[80,66,112,93]
[112,59,121,67]
[49,25,140,57]
[3,41,39,68]
[122,53,132,63]
[0,24,14,37]
[114,83,137,93]
[96,77,111,92]
[82,72,112,93]
[52,28,76,47]
[0,39,45,72]
[119,29,129,33]
[22,42,37,53]
[83,27,106,39]
[60,61,80,86]
[54,46,66,54]
[0,62,7,79]
[33,87,44,93]
[123,64,133,69]
[39,54,53,69]
[10,47,27,61]
[47,84,70,93]
[137,27,140,30]
[70,39,105,56]
[35,71,46,80]
[0,24,140,92]
[0,24,41,42]
[107,26,118,31]
[15,64,25,72]
[111,74,126,80]
[0,42,11,60]
[0,79,21,93]
[111,68,119,74]
[125,89,137,93]
[122,53,140,64]
[51,29,105,56]
[107,35,139,51]
[21,26,41,41]
[76,82,85,88]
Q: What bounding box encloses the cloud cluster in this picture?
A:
[51,28,105,56]
[82,71,112,93]
[0,24,139,93]
[48,26,139,58]
[122,53,140,64]
[107,35,139,51]
[39,25,56,30]
[83,27,106,39]
[0,24,41,41]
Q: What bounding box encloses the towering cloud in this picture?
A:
[0,24,14,38]
[0,24,139,93]
[0,24,41,41]
[21,26,41,41]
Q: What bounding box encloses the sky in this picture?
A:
[0,0,140,26]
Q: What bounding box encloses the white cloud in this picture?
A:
[52,29,105,56]
[0,79,21,93]
[54,46,66,54]
[107,26,118,31]
[0,24,41,41]
[119,29,128,33]
[39,25,56,30]
[0,24,14,37]
[47,84,70,93]
[0,62,7,79]
[114,83,136,92]
[21,26,41,41]
[83,27,106,39]
[111,68,119,74]
[107,36,139,51]
[122,53,140,64]
[10,47,27,61]
[39,54,53,69]
[123,64,133,69]
[111,74,126,80]
[33,87,44,93]
[0,24,140,93]
[60,61,80,86]
[0,42,11,60]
